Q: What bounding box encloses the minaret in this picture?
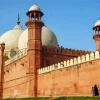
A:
[26,4,44,97]
[93,19,100,51]
[0,42,5,98]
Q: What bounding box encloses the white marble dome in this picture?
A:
[94,20,100,27]
[1,25,24,51]
[18,26,58,50]
[0,37,4,44]
[29,4,41,12]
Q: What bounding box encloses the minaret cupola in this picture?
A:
[26,4,44,20]
[93,18,100,51]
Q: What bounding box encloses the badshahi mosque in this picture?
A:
[0,3,100,99]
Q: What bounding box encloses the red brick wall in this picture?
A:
[42,52,76,67]
[37,59,100,96]
[3,55,100,98]
[3,56,29,98]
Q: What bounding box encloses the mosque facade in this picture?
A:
[0,3,100,98]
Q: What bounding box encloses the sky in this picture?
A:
[0,0,100,52]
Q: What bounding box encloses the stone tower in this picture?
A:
[93,19,100,51]
[26,4,44,97]
[0,43,5,98]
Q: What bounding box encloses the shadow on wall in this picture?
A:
[10,49,17,58]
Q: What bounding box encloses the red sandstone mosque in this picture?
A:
[0,3,100,99]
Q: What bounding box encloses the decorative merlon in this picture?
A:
[42,46,91,56]
[38,51,100,74]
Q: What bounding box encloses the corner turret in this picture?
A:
[0,43,5,98]
[93,18,100,51]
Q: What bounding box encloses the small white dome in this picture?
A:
[29,4,41,12]
[18,26,58,50]
[1,25,24,51]
[94,20,100,26]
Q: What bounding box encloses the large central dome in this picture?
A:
[18,26,58,50]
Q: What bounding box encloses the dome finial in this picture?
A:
[34,0,37,4]
[17,14,20,25]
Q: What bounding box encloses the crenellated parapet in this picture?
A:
[38,51,100,74]
[42,46,91,56]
